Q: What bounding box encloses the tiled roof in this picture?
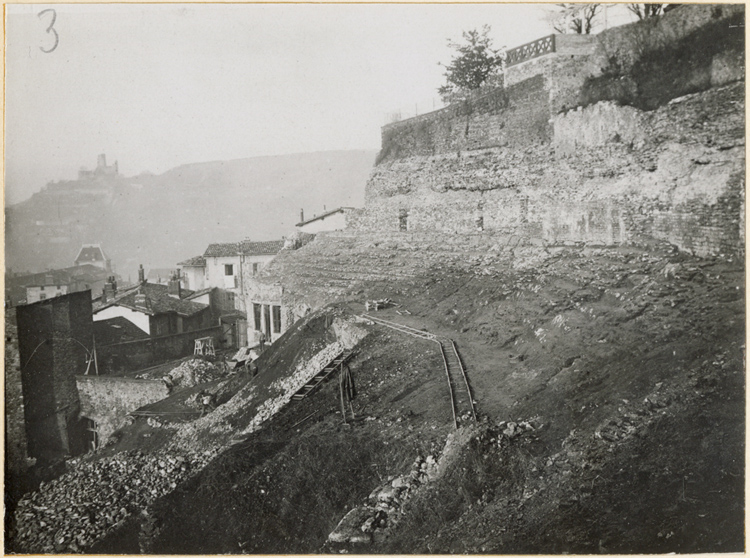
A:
[239,240,285,256]
[12,265,110,289]
[25,270,73,287]
[204,242,243,258]
[203,240,284,258]
[94,282,205,317]
[74,244,108,264]
[177,255,206,267]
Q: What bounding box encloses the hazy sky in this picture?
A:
[5,3,634,205]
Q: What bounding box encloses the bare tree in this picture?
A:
[552,3,601,34]
[627,3,666,20]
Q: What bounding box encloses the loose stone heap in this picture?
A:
[328,453,440,545]
[162,358,229,389]
[12,449,215,553]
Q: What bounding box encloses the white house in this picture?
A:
[26,271,71,303]
[177,239,285,346]
[176,255,206,291]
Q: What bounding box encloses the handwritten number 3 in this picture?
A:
[38,9,58,53]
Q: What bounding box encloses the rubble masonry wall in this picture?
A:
[356,5,745,258]
[76,376,169,446]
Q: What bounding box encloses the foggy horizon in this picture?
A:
[5,3,634,206]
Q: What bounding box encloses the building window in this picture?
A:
[252,263,259,275]
[253,303,262,331]
[39,293,46,300]
[224,264,234,276]
[272,305,282,334]
[40,285,45,291]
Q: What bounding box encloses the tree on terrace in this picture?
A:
[437,26,505,104]
[552,3,601,34]
[627,3,666,19]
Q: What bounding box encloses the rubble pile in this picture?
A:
[238,341,345,436]
[12,449,214,553]
[164,358,228,389]
[328,453,440,545]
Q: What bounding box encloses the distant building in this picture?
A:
[146,268,176,285]
[78,154,119,180]
[17,264,111,305]
[296,207,356,234]
[176,255,206,291]
[25,270,72,304]
[16,291,95,463]
[74,243,111,272]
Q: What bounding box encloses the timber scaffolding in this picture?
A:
[360,314,477,429]
[291,350,355,401]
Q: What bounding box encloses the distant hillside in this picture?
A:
[5,150,377,279]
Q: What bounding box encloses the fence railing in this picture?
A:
[505,34,556,67]
[386,33,558,124]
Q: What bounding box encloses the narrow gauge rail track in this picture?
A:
[361,314,477,429]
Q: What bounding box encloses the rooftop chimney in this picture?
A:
[138,264,145,284]
[167,271,182,299]
[300,208,304,223]
[135,287,152,312]
[102,276,117,302]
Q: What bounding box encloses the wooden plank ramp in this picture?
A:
[291,350,354,401]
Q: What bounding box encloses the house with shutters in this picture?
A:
[177,239,285,346]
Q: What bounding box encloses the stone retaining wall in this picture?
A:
[76,376,169,446]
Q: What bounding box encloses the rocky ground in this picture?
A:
[6,237,744,554]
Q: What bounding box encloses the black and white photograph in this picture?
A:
[4,2,745,554]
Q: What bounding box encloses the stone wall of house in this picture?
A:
[76,376,169,446]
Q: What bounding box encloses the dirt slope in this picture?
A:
[83,238,744,554]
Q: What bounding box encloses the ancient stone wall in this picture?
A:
[378,74,551,164]
[594,4,745,72]
[357,4,745,259]
[76,376,169,446]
